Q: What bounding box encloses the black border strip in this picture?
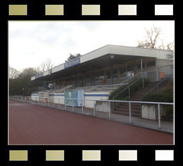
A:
[1,0,179,166]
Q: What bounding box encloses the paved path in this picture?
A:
[9,100,173,145]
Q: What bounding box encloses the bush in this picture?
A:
[109,78,150,100]
[141,85,173,102]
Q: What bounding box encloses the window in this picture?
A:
[137,63,145,69]
[127,65,133,71]
[120,67,126,73]
[146,61,155,67]
[106,70,111,79]
[112,69,118,78]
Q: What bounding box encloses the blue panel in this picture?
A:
[64,57,80,69]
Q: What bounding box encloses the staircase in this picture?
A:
[113,81,159,117]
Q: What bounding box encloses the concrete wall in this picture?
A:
[31,93,39,101]
[141,104,167,120]
[49,93,65,104]
[84,92,110,108]
[30,91,110,109]
[95,100,111,113]
[157,59,173,67]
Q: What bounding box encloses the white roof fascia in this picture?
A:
[80,45,110,63]
[31,76,35,80]
[52,64,64,73]
[81,45,173,64]
[43,69,52,76]
[107,45,173,60]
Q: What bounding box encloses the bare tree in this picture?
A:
[137,25,163,49]
[137,25,174,50]
[9,67,19,79]
[39,59,54,72]
[166,42,174,51]
[18,67,39,77]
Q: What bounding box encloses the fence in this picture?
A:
[9,95,174,133]
[144,72,173,96]
[159,64,173,76]
[146,70,157,82]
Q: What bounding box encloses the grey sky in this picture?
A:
[9,21,174,71]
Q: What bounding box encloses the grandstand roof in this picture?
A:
[31,44,173,81]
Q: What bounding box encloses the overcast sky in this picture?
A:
[9,21,174,71]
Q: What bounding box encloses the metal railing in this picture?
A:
[146,70,157,82]
[113,72,146,100]
[120,72,142,84]
[9,96,174,133]
[159,64,173,75]
[144,72,173,96]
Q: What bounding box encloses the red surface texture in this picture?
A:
[9,100,173,145]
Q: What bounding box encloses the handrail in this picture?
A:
[11,95,173,105]
[113,72,146,100]
[144,72,173,96]
[120,72,142,84]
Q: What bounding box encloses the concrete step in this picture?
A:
[117,105,141,110]
[113,110,141,117]
[115,108,141,112]
[117,103,141,106]
[114,103,141,117]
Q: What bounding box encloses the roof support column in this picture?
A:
[91,70,94,86]
[141,58,143,76]
[110,55,114,84]
[156,58,160,81]
[111,64,113,84]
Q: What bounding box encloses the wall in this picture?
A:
[141,104,167,120]
[31,93,39,101]
[157,59,173,68]
[95,100,111,113]
[49,93,65,104]
[84,92,110,108]
[40,92,109,108]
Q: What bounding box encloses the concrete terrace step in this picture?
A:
[114,102,141,117]
[113,110,141,117]
[115,109,141,114]
[117,105,141,110]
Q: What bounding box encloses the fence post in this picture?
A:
[158,103,161,129]
[65,98,66,110]
[129,102,131,123]
[58,98,59,109]
[59,98,60,109]
[93,101,95,116]
[72,98,74,112]
[142,76,144,88]
[109,101,111,119]
[82,98,84,113]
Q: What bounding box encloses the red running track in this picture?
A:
[9,100,173,145]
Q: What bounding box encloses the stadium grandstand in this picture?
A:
[30,44,173,110]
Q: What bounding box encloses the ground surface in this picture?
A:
[9,100,173,145]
